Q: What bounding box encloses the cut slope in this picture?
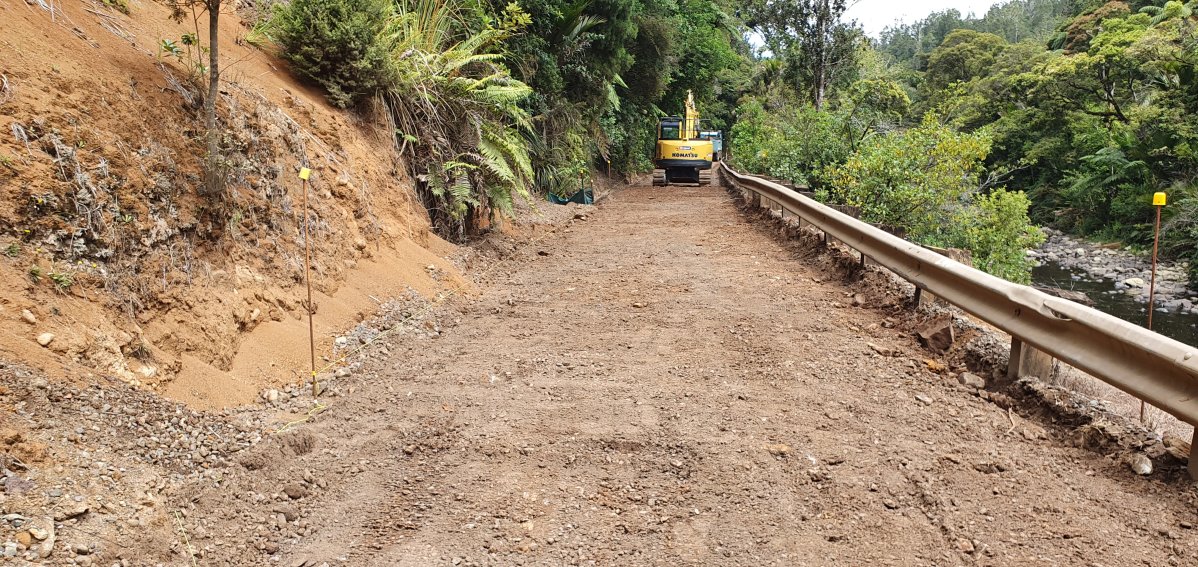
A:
[0,0,459,408]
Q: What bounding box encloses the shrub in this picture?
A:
[824,115,1043,283]
[264,0,395,108]
[729,99,850,188]
[822,115,991,239]
[958,188,1045,284]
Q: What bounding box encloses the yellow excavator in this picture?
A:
[653,91,715,186]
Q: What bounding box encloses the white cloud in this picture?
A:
[845,0,1002,37]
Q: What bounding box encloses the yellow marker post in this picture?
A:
[1143,192,1167,422]
[299,166,317,397]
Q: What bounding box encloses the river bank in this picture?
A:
[1029,228,1196,313]
[1029,228,1198,346]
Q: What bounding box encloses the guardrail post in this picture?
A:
[748,190,761,209]
[1007,337,1054,381]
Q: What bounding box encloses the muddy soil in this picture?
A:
[160,185,1198,566]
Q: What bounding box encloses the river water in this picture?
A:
[1031,260,1198,347]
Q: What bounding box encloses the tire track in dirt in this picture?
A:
[178,184,1198,566]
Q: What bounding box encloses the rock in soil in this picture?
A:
[958,372,986,389]
[915,315,954,353]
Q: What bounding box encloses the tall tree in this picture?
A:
[744,0,856,109]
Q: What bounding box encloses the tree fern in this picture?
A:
[380,0,535,237]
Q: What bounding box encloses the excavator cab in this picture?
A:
[653,91,714,186]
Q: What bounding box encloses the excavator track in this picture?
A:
[652,170,667,186]
[698,169,712,186]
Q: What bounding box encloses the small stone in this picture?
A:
[20,309,37,325]
[632,302,646,308]
[1020,424,1047,441]
[957,372,985,389]
[31,518,54,558]
[275,505,299,522]
[334,367,351,378]
[956,538,975,554]
[265,389,279,403]
[973,460,1010,474]
[15,532,31,547]
[283,483,309,500]
[54,506,89,522]
[851,293,866,306]
[36,333,54,347]
[915,393,933,405]
[867,343,893,356]
[1126,453,1153,475]
[883,499,898,509]
[765,443,792,457]
[73,543,90,555]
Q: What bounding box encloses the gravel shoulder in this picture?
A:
[172,184,1198,566]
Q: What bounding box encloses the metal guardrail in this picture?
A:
[721,165,1198,461]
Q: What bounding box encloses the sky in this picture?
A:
[845,0,1003,37]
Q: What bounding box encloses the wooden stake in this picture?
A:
[1143,192,1167,422]
[300,168,317,397]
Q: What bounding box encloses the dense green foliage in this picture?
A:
[260,0,750,236]
[878,0,1070,72]
[729,0,1198,286]
[816,116,1044,283]
[730,0,1049,283]
[876,0,1198,283]
[730,99,850,185]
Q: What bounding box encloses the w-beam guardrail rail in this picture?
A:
[720,164,1198,478]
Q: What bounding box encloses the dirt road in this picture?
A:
[183,185,1198,566]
